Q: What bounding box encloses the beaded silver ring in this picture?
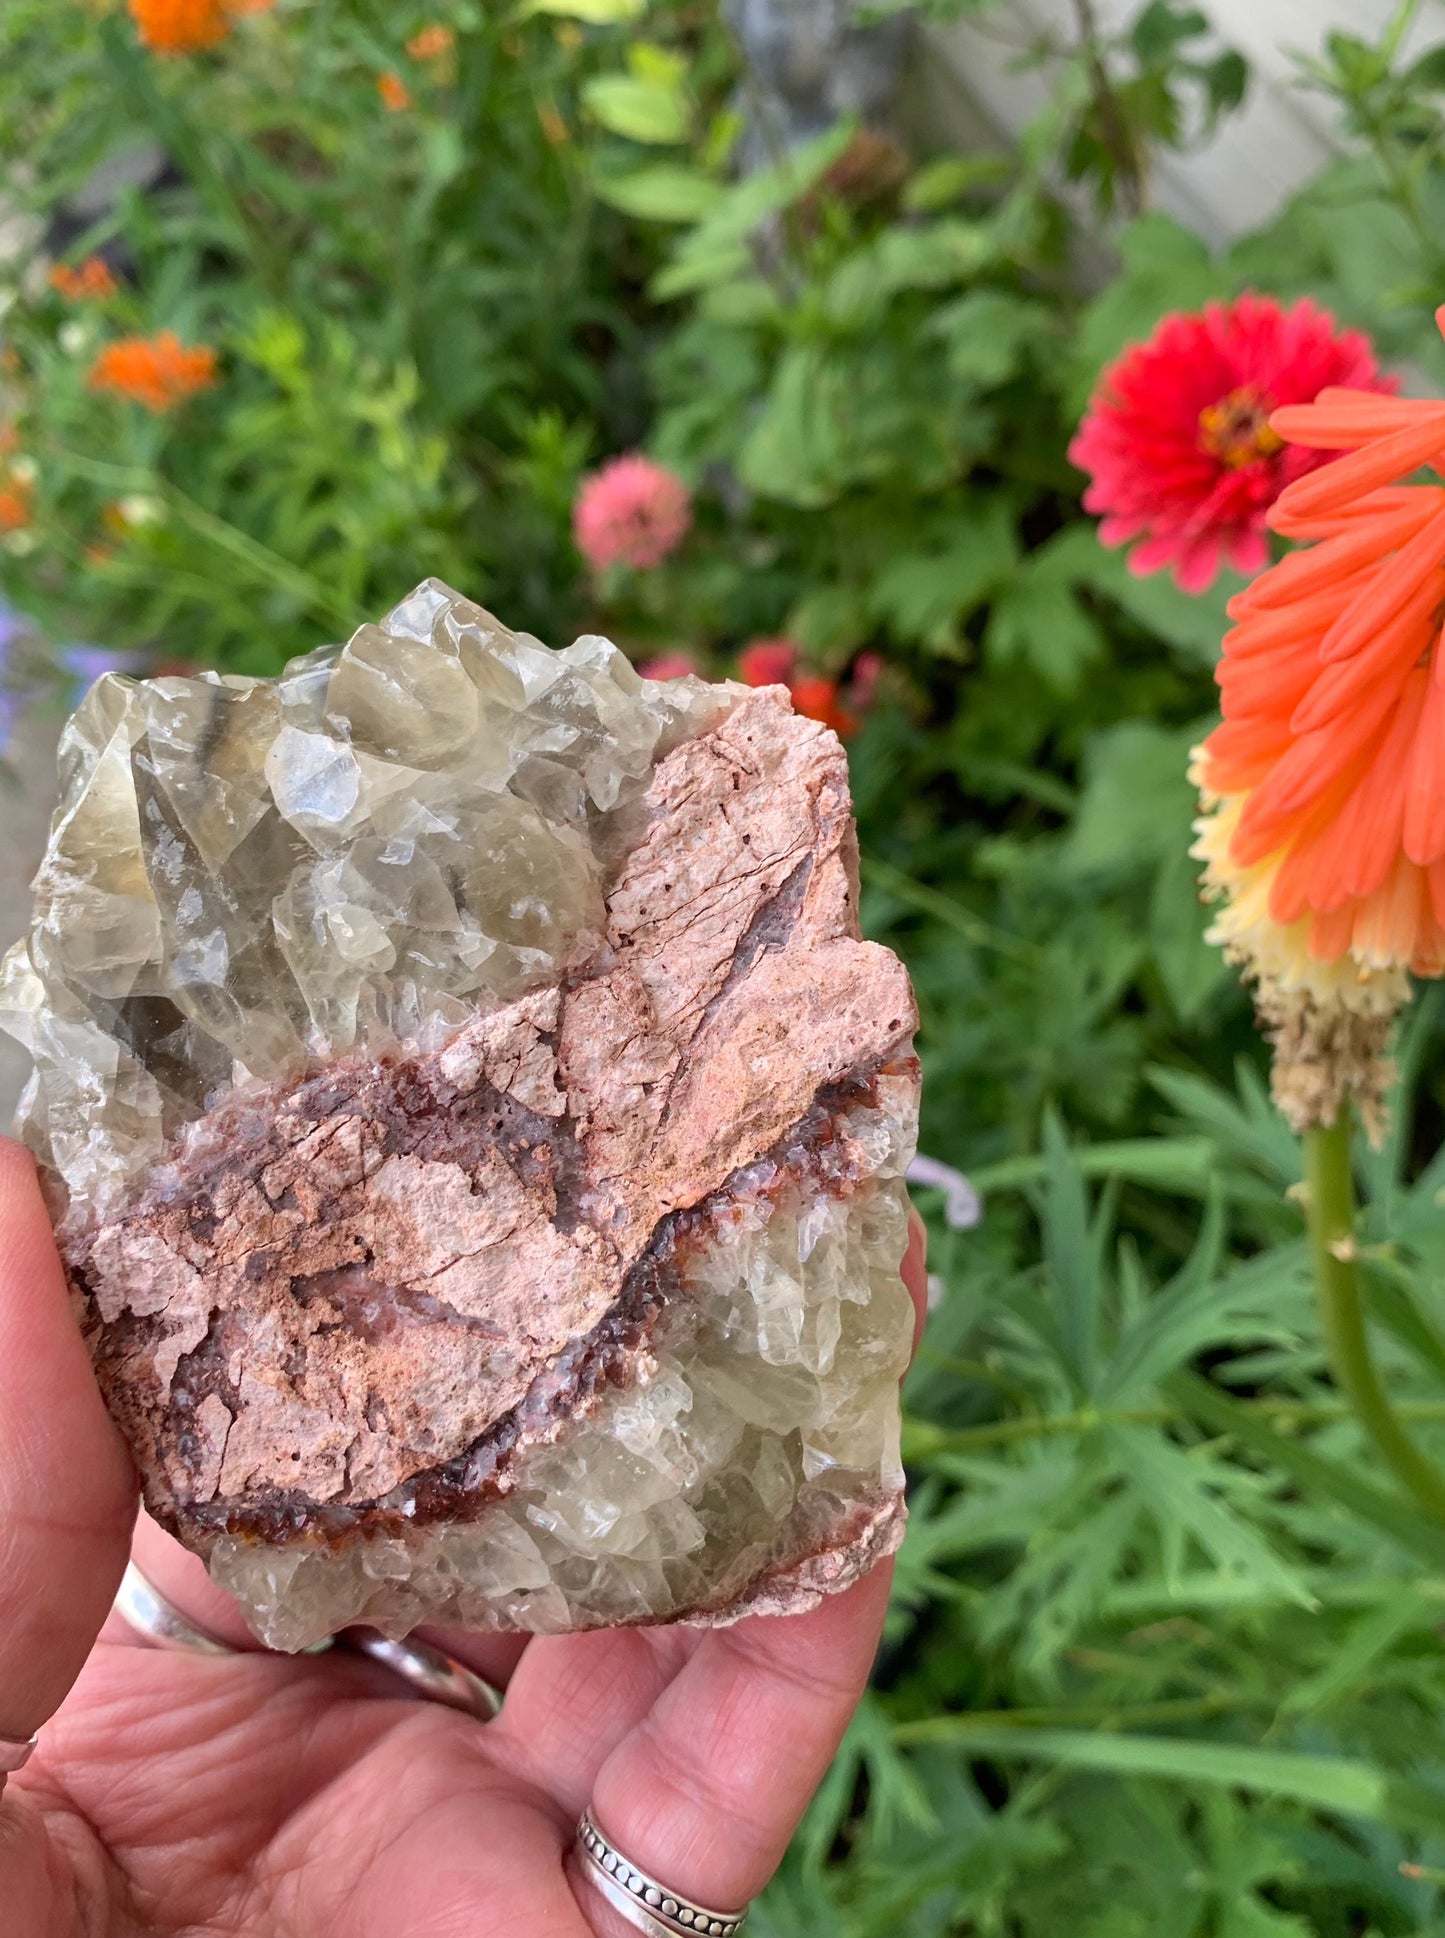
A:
[575,1809,748,1938]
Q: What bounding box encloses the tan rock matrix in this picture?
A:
[0,583,919,1648]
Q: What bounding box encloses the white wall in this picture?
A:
[921,0,1445,243]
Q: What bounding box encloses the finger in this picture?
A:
[0,1139,136,1742]
[486,1624,698,1818]
[585,1564,894,1917]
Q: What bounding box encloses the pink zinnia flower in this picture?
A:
[638,651,700,680]
[573,455,691,571]
[1069,295,1394,594]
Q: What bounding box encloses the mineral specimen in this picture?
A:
[0,581,919,1649]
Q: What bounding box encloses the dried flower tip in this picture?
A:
[1257,984,1397,1146]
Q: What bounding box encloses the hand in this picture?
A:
[0,1138,928,1937]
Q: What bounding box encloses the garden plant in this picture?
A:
[13,0,1445,1930]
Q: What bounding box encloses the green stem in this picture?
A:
[1305,1107,1445,1525]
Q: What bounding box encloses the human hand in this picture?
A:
[0,1137,928,1937]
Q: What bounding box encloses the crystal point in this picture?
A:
[2,581,919,1647]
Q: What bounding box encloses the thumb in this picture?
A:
[0,1139,136,1744]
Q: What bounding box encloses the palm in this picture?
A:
[0,1142,925,1935]
[20,1586,884,1936]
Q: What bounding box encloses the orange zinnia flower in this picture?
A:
[88,332,218,412]
[129,0,272,55]
[1193,308,1445,1018]
[49,257,117,302]
[406,24,454,60]
[378,71,412,111]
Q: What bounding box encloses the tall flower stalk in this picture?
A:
[1305,1105,1445,1522]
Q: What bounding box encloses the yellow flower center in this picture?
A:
[1198,386,1284,469]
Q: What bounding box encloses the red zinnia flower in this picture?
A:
[573,455,691,572]
[1071,296,1393,593]
[737,638,798,689]
[737,638,859,737]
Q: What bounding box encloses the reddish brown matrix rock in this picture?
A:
[0,582,920,1648]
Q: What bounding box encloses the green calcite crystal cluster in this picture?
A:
[1,581,920,1646]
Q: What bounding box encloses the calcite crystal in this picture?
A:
[0,582,919,1649]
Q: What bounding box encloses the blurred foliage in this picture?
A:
[13,0,1445,1931]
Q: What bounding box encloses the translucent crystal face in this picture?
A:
[0,581,722,1214]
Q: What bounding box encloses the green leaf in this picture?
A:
[1041,522,1239,665]
[870,499,1019,649]
[931,289,1054,388]
[594,164,722,222]
[901,152,1011,212]
[968,1137,1218,1198]
[891,1726,1445,1836]
[582,73,688,145]
[1038,1109,1105,1395]
[650,122,855,299]
[526,0,644,16]
[823,220,994,323]
[1115,1425,1311,1604]
[1063,721,1197,875]
[1167,1370,1445,1570]
[987,575,1105,694]
[1130,1,1210,59]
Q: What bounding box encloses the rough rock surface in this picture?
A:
[0,583,919,1647]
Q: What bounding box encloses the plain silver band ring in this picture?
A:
[574,1810,748,1938]
[114,1561,262,1657]
[343,1630,502,1721]
[113,1560,502,1721]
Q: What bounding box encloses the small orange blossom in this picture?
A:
[49,257,117,302]
[406,24,454,61]
[129,0,273,56]
[88,332,218,412]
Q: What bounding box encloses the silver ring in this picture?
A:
[0,1730,37,1800]
[114,1561,267,1656]
[574,1810,748,1938]
[344,1630,502,1722]
[113,1560,501,1719]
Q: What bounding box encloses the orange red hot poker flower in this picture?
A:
[1193,308,1445,1013]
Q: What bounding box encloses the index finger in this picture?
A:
[0,1140,136,1743]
